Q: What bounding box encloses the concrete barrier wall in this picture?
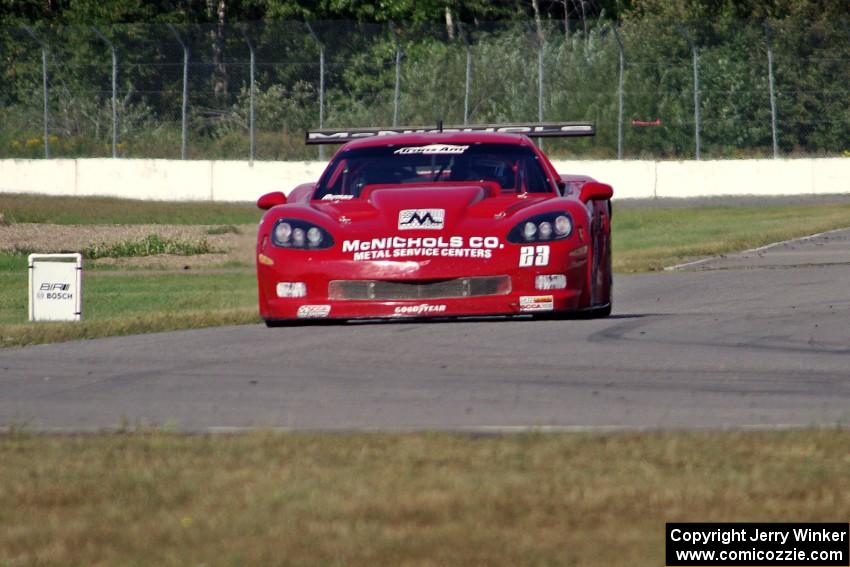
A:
[76,159,214,201]
[211,161,325,202]
[551,160,657,199]
[654,160,812,198]
[0,157,847,202]
[0,159,77,197]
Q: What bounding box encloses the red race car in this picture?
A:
[255,122,613,325]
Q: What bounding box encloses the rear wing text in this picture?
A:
[305,122,595,145]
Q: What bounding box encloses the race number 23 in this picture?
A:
[519,245,550,267]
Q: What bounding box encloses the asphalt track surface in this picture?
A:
[2,229,850,432]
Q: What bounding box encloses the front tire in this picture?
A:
[586,301,612,318]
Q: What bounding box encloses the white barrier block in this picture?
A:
[812,158,850,195]
[28,253,83,322]
[655,159,815,198]
[1,157,848,202]
[75,158,213,200]
[0,159,76,196]
[212,160,327,201]
[552,160,657,199]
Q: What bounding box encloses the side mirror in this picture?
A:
[579,181,613,203]
[257,191,287,210]
[556,179,567,195]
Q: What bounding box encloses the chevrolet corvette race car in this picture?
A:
[255,122,613,325]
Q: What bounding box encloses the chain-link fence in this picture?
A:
[1,18,847,161]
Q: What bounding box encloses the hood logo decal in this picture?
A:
[398,209,445,230]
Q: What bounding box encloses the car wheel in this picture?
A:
[588,302,612,318]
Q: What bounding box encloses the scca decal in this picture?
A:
[519,295,554,312]
[297,305,331,318]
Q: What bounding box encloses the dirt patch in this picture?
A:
[0,223,256,269]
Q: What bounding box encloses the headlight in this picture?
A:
[276,282,307,298]
[274,222,292,243]
[508,212,573,244]
[271,219,334,249]
[554,215,572,236]
[306,227,322,246]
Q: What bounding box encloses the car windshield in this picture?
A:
[314,142,552,200]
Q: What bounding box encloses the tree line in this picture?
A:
[0,0,847,160]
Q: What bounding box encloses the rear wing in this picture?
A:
[305,122,595,145]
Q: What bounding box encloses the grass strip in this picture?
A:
[613,202,850,271]
[0,193,261,225]
[0,269,258,347]
[0,308,259,348]
[82,234,214,259]
[204,224,241,235]
[0,429,847,566]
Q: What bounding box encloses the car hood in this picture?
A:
[308,185,553,231]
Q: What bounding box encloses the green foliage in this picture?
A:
[82,234,215,259]
[0,194,260,225]
[0,1,847,160]
[205,224,241,235]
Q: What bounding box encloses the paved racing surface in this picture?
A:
[2,229,850,432]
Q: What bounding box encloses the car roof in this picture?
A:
[339,131,536,150]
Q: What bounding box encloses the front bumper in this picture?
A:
[262,288,584,321]
[257,244,590,321]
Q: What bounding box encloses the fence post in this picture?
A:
[92,27,118,158]
[612,24,625,159]
[319,47,325,128]
[167,25,189,160]
[248,40,256,163]
[241,28,257,163]
[41,48,49,159]
[389,23,402,127]
[457,22,472,125]
[537,36,545,150]
[677,25,701,160]
[393,48,401,126]
[764,21,779,159]
[464,46,472,125]
[538,43,545,122]
[306,23,325,160]
[23,27,50,159]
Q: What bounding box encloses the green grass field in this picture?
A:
[0,267,258,347]
[0,194,260,225]
[3,194,850,347]
[3,195,849,566]
[613,202,850,271]
[0,267,255,324]
[1,429,847,566]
